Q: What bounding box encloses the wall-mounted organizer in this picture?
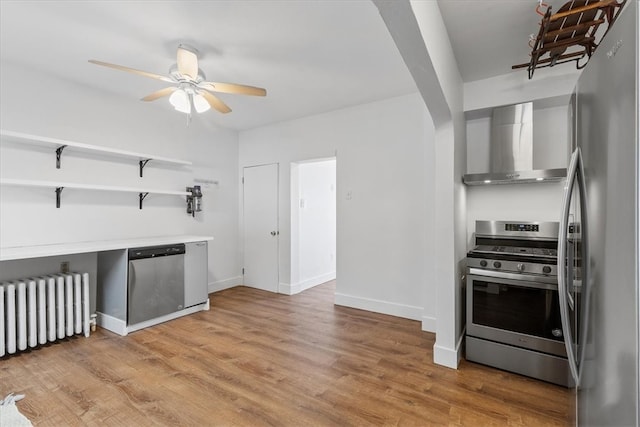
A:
[0,130,194,210]
[0,129,192,177]
[186,185,203,217]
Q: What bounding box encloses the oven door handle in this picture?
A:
[468,269,558,290]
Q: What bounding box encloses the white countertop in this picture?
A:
[0,235,214,261]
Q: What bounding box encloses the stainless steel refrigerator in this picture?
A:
[558,2,639,426]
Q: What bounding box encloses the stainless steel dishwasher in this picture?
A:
[127,244,185,325]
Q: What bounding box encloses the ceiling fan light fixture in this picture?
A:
[169,88,191,114]
[193,93,211,113]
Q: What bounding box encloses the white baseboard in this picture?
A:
[280,271,336,295]
[334,292,422,321]
[433,331,464,369]
[96,312,127,336]
[421,315,437,333]
[208,276,241,293]
[278,282,293,295]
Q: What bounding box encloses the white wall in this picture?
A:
[0,62,241,292]
[289,159,336,295]
[239,93,435,321]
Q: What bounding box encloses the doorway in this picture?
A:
[290,158,336,294]
[242,163,279,292]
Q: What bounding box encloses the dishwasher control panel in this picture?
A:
[128,244,186,260]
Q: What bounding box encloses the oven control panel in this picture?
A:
[505,223,539,232]
[475,220,559,239]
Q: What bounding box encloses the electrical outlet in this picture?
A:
[60,262,69,274]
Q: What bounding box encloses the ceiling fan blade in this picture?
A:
[201,90,232,114]
[88,59,173,83]
[177,45,198,80]
[201,82,267,97]
[141,86,177,102]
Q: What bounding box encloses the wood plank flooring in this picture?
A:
[0,281,570,426]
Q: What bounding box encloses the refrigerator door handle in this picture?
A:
[558,147,581,384]
[575,145,591,387]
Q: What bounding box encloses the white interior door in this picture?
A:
[243,164,279,292]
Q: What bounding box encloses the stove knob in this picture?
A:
[543,266,552,274]
[517,263,525,272]
[480,260,488,267]
[493,261,502,269]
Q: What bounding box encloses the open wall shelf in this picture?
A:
[0,178,189,209]
[0,129,192,176]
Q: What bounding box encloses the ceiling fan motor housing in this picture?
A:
[169,64,206,84]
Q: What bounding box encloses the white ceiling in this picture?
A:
[0,1,569,131]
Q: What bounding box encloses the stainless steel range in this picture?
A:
[465,220,572,387]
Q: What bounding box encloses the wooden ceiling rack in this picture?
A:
[513,0,627,79]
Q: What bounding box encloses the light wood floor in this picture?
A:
[1,281,570,426]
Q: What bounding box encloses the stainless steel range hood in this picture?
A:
[463,168,567,185]
[463,102,567,185]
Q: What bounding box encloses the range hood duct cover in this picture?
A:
[491,102,533,173]
[463,102,567,185]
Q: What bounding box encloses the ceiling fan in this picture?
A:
[89,44,266,115]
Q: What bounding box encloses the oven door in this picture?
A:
[467,268,567,357]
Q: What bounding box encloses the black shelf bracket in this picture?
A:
[55,187,64,208]
[139,159,151,177]
[139,192,149,209]
[55,145,67,169]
